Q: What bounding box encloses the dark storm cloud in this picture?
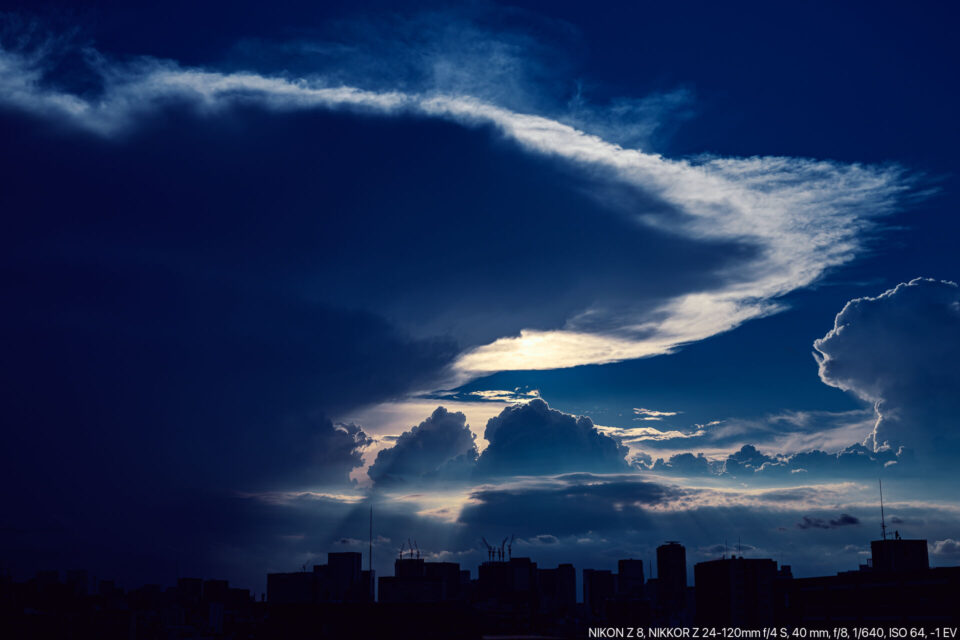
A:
[814,278,960,458]
[0,6,934,593]
[459,475,683,535]
[0,16,913,375]
[720,444,901,478]
[0,262,454,491]
[368,407,478,485]
[796,514,860,530]
[0,104,477,591]
[643,443,902,481]
[475,399,630,476]
[649,452,716,476]
[754,488,823,502]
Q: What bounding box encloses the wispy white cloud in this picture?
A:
[706,409,876,454]
[0,33,912,378]
[596,424,704,442]
[632,407,680,421]
[426,388,542,404]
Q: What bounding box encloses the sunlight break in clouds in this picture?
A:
[0,41,910,377]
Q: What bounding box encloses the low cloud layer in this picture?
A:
[814,278,960,457]
[459,476,682,535]
[641,442,902,481]
[796,514,860,530]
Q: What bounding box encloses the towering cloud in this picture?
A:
[814,278,960,457]
[476,399,629,476]
[368,407,478,485]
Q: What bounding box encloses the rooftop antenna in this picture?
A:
[879,478,888,541]
[414,540,420,560]
[500,537,508,562]
[398,541,405,560]
[368,504,374,597]
[408,538,414,560]
[507,534,515,560]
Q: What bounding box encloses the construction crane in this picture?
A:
[481,537,494,562]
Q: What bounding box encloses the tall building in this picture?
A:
[394,557,426,579]
[477,557,539,611]
[656,542,686,604]
[323,552,363,601]
[425,562,465,600]
[694,556,777,628]
[266,572,313,604]
[870,538,929,572]
[784,536,956,625]
[378,559,462,603]
[787,566,960,624]
[268,552,371,604]
[583,569,616,618]
[177,577,204,605]
[617,559,644,597]
[538,564,576,614]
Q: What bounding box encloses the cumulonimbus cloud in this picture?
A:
[814,278,960,456]
[476,399,630,476]
[367,407,478,486]
[0,31,912,380]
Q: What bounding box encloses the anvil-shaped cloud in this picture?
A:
[0,27,909,381]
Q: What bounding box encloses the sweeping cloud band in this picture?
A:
[0,40,911,377]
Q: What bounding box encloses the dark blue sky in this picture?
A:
[1,0,958,593]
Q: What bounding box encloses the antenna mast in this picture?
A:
[369,504,373,573]
[879,478,887,541]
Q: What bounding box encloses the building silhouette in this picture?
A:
[477,556,539,610]
[870,536,929,572]
[694,556,778,628]
[657,541,687,602]
[655,541,690,623]
[6,532,960,638]
[378,557,467,603]
[267,551,373,605]
[582,568,615,618]
[616,558,645,597]
[786,536,958,625]
[537,563,576,615]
